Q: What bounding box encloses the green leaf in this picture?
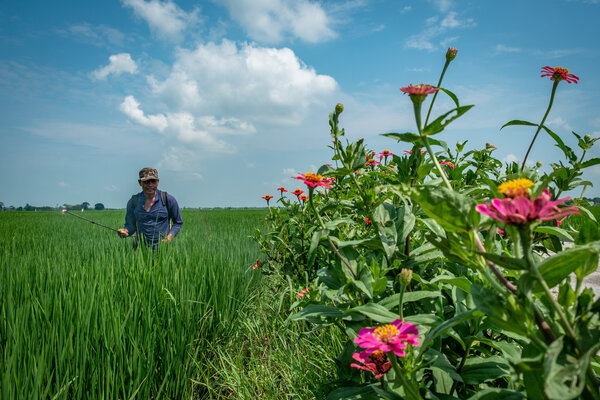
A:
[533,226,574,241]
[461,356,511,385]
[382,132,421,143]
[373,202,398,259]
[422,105,474,136]
[438,87,460,108]
[418,309,483,357]
[541,125,577,163]
[424,348,463,382]
[537,244,599,290]
[466,388,525,400]
[501,119,538,129]
[327,385,380,400]
[351,303,399,323]
[429,276,473,293]
[579,157,600,169]
[290,304,344,321]
[378,291,442,310]
[307,228,327,267]
[408,185,479,233]
[472,251,528,270]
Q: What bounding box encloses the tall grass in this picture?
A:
[0,209,265,399]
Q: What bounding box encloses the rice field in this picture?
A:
[0,209,267,399]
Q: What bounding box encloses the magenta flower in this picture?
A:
[378,149,393,159]
[351,350,391,379]
[365,158,380,166]
[354,319,420,357]
[294,172,334,189]
[541,66,579,84]
[62,209,67,213]
[476,188,580,225]
[440,161,455,169]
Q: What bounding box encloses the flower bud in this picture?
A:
[536,161,543,168]
[399,268,413,286]
[446,47,458,61]
[335,103,344,114]
[584,134,591,141]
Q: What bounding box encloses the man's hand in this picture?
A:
[117,228,129,238]
[162,233,174,244]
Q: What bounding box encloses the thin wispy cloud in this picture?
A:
[404,11,475,51]
[494,44,521,55]
[534,48,585,59]
[58,23,127,48]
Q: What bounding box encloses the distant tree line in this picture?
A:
[0,202,106,211]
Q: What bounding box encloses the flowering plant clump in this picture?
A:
[254,47,600,399]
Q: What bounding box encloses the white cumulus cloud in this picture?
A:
[120,95,168,131]
[92,53,138,80]
[217,0,336,43]
[149,40,338,125]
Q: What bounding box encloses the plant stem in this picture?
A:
[413,101,452,191]
[424,60,450,127]
[519,228,578,344]
[389,353,422,400]
[521,80,559,170]
[450,340,472,396]
[398,285,405,319]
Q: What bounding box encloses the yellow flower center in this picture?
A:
[498,178,534,198]
[304,173,323,183]
[373,324,399,343]
[383,149,390,155]
[555,66,569,74]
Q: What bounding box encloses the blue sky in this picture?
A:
[1,0,599,209]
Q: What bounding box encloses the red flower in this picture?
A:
[276,187,287,193]
[363,218,372,224]
[261,195,274,201]
[351,350,391,379]
[365,158,380,166]
[476,188,580,225]
[291,188,304,197]
[541,66,579,84]
[251,259,261,270]
[299,194,309,201]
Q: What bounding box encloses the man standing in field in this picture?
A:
[117,167,183,249]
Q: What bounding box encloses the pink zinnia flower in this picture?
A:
[354,319,420,357]
[297,287,310,298]
[365,158,380,166]
[294,172,334,189]
[299,194,309,201]
[62,209,67,213]
[378,149,393,159]
[541,66,579,84]
[476,188,580,225]
[440,161,455,169]
[351,350,391,379]
[400,84,439,105]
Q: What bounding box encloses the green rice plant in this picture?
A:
[0,209,266,399]
[193,275,346,399]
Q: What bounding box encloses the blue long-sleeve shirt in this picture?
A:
[124,190,183,248]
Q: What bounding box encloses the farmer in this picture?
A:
[117,167,183,248]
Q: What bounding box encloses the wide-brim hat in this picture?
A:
[139,167,159,181]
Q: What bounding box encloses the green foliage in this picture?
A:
[254,53,600,399]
